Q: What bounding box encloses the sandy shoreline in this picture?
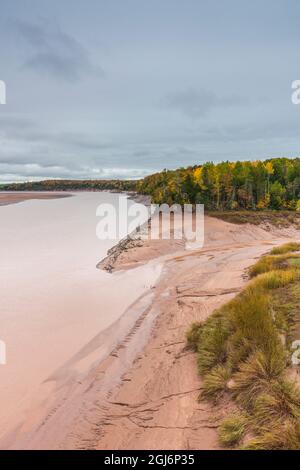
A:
[88,217,300,450]
[2,192,300,449]
[0,191,72,206]
[0,190,147,207]
[0,192,160,449]
[12,216,300,448]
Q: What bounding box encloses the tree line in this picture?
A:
[2,157,300,211]
[137,157,300,210]
[0,179,137,192]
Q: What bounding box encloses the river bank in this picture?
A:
[10,213,300,449]
[2,191,300,449]
[90,216,300,450]
[0,192,161,449]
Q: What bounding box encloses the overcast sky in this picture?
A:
[0,0,300,182]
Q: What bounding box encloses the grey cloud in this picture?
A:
[14,19,102,81]
[188,119,300,144]
[163,88,244,119]
[1,112,300,184]
[15,20,49,48]
[1,0,300,184]
[0,161,153,183]
[0,114,35,130]
[0,114,110,152]
[0,113,158,180]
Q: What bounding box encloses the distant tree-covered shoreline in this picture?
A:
[0,179,137,193]
[2,157,300,211]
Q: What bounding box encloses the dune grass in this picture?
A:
[249,269,298,290]
[186,321,203,351]
[289,258,300,268]
[219,413,247,447]
[187,242,300,449]
[243,421,300,450]
[270,242,300,255]
[200,365,231,402]
[248,253,300,278]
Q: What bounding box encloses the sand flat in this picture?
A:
[90,218,300,450]
[2,196,300,449]
[0,191,71,206]
[0,192,161,448]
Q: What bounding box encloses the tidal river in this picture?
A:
[0,192,161,447]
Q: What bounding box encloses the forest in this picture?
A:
[2,157,300,211]
[137,157,300,210]
[0,178,137,192]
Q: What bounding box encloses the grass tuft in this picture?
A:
[231,350,286,409]
[251,377,300,429]
[249,269,298,290]
[186,322,203,351]
[249,254,299,278]
[243,422,300,450]
[196,311,231,374]
[219,413,247,447]
[270,242,300,255]
[200,365,231,402]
